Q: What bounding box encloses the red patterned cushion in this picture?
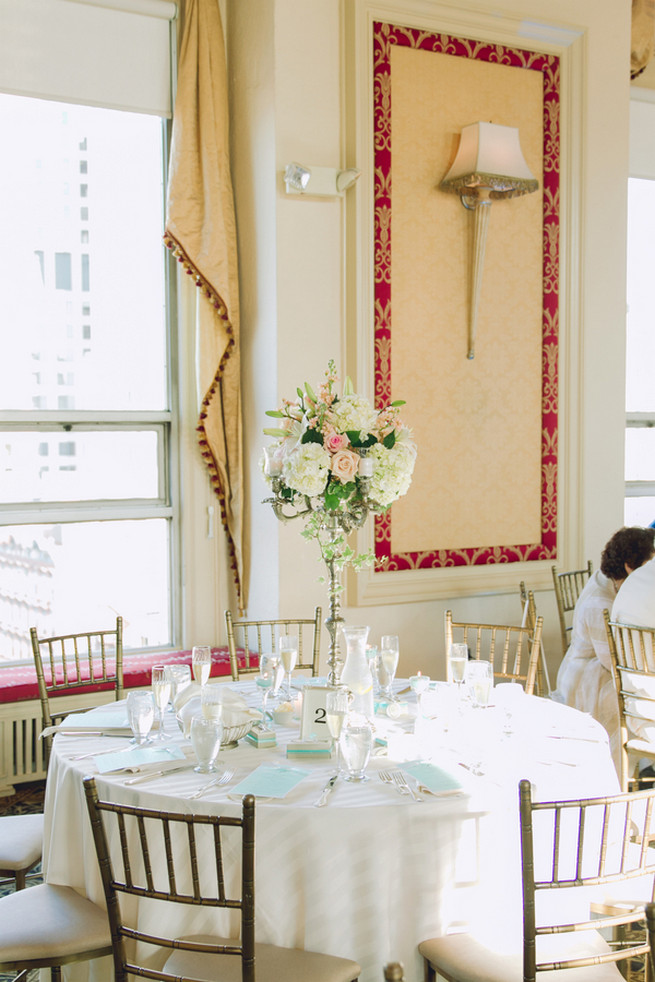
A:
[0,648,239,704]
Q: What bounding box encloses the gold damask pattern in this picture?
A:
[373,21,559,572]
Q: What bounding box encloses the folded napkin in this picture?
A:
[41,706,132,739]
[176,687,256,729]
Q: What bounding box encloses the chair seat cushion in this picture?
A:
[419,927,627,982]
[165,934,360,982]
[0,814,43,869]
[0,884,111,968]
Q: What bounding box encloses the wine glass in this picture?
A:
[256,652,282,719]
[151,664,171,741]
[126,691,155,746]
[326,687,349,771]
[340,719,373,782]
[465,659,493,708]
[190,715,223,773]
[449,642,468,699]
[279,635,299,701]
[192,645,212,686]
[378,635,400,700]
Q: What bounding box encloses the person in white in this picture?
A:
[612,555,655,627]
[552,526,655,774]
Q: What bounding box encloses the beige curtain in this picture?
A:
[164,0,246,612]
[632,0,655,79]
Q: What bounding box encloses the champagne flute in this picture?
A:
[257,652,281,719]
[379,635,400,700]
[465,659,493,708]
[326,687,349,772]
[192,645,212,686]
[449,643,468,702]
[126,691,155,746]
[165,663,192,709]
[190,715,223,773]
[201,683,224,722]
[279,635,299,702]
[151,664,171,741]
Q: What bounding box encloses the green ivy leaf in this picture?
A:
[300,428,323,445]
[382,431,396,449]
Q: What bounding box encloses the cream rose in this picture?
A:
[330,448,360,484]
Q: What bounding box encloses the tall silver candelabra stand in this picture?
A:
[264,473,373,686]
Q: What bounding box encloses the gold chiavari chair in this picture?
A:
[445,610,543,695]
[225,607,322,680]
[519,582,550,697]
[419,779,655,982]
[0,814,44,891]
[552,561,593,659]
[30,617,124,763]
[604,610,655,793]
[83,776,361,982]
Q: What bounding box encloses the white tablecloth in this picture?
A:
[42,681,619,982]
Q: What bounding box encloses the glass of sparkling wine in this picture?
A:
[190,715,223,773]
[326,687,349,771]
[379,635,400,700]
[340,719,373,782]
[465,659,493,708]
[151,664,171,741]
[165,663,192,709]
[449,643,468,696]
[256,653,281,719]
[201,683,224,722]
[126,691,155,746]
[279,635,299,701]
[192,645,212,686]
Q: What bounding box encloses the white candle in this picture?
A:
[409,673,430,696]
[358,456,374,477]
[263,446,283,477]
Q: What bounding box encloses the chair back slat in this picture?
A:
[225,608,322,680]
[551,561,593,658]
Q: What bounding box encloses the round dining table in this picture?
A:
[42,678,620,982]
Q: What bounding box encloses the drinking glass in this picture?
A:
[151,664,171,741]
[340,720,373,782]
[126,691,155,746]
[279,635,299,701]
[192,645,212,686]
[190,715,223,773]
[201,683,224,722]
[326,687,349,771]
[256,652,282,719]
[465,660,493,708]
[378,635,400,700]
[165,663,192,708]
[449,643,468,696]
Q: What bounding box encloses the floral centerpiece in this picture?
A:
[261,360,416,683]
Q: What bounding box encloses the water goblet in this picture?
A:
[192,645,212,686]
[201,683,224,722]
[378,635,400,700]
[165,663,192,709]
[126,691,155,746]
[340,719,373,782]
[279,635,299,701]
[151,664,171,741]
[326,687,349,771]
[190,715,223,773]
[465,660,493,708]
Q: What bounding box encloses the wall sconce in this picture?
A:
[440,122,539,360]
[284,162,361,197]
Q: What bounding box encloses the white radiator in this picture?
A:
[0,691,116,795]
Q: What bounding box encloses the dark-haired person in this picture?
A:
[552,526,655,774]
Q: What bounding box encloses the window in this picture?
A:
[626,99,655,526]
[0,93,176,663]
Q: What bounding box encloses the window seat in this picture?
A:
[0,647,239,704]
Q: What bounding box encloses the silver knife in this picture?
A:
[124,763,191,785]
[314,774,338,807]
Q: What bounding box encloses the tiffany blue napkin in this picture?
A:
[230,763,309,798]
[95,744,185,774]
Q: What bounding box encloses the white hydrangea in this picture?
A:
[328,394,379,438]
[282,443,331,498]
[369,437,416,508]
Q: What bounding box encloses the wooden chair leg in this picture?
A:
[15,869,26,890]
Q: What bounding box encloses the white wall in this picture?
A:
[226,0,631,684]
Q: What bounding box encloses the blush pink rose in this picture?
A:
[330,448,360,484]
[324,430,348,453]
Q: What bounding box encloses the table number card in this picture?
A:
[300,685,332,741]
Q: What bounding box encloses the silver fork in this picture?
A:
[391,770,423,802]
[186,769,234,799]
[379,770,406,797]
